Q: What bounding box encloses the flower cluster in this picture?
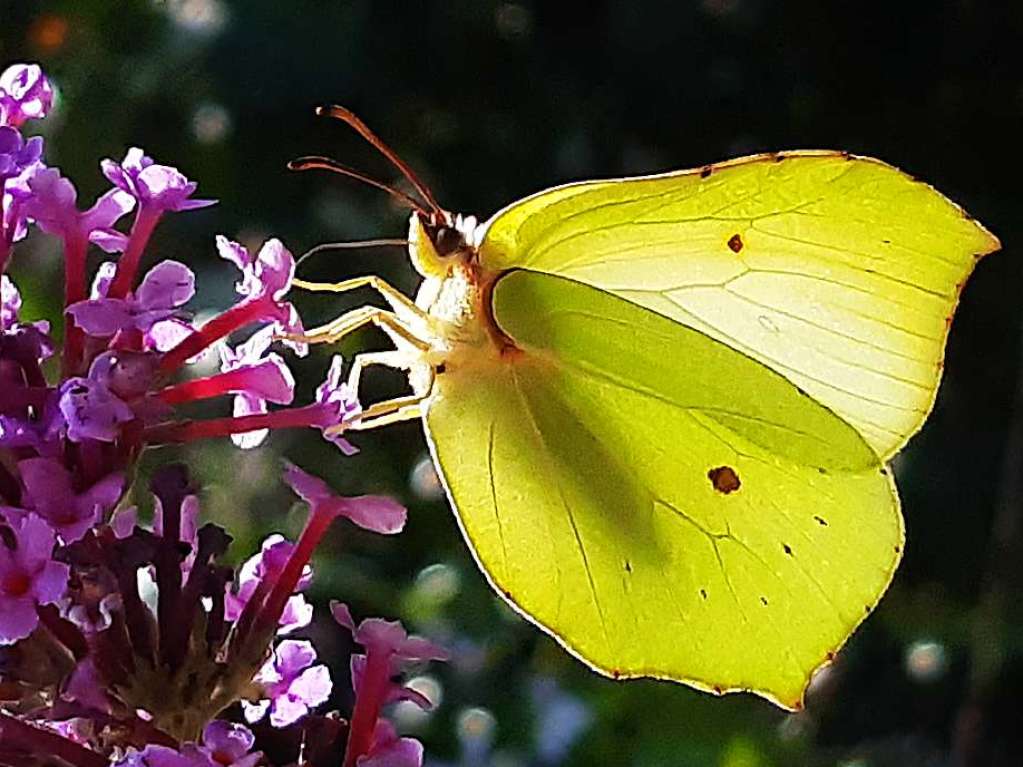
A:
[0,63,443,767]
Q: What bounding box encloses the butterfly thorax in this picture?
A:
[408,211,516,375]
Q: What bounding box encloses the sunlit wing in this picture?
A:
[476,152,1000,459]
[423,270,902,708]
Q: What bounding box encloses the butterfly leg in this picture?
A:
[292,275,428,326]
[344,394,425,431]
[320,351,426,435]
[285,305,432,351]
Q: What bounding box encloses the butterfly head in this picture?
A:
[408,210,479,279]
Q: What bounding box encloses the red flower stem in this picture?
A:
[156,367,267,405]
[343,649,391,767]
[143,404,327,444]
[106,207,162,300]
[254,505,340,636]
[158,295,277,375]
[0,712,108,767]
[62,232,88,376]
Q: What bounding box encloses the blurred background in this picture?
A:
[1,1,1022,765]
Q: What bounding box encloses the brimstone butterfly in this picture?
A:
[293,106,999,709]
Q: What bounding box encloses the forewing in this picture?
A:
[477,152,999,458]
[423,271,903,708]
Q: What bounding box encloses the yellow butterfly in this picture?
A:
[292,106,999,709]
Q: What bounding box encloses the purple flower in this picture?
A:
[242,638,332,728]
[333,603,447,694]
[113,745,208,767]
[109,505,138,538]
[217,235,293,301]
[0,126,42,181]
[58,373,135,443]
[225,534,312,635]
[189,721,262,767]
[0,513,69,644]
[157,236,305,374]
[216,235,306,352]
[360,720,424,767]
[1,274,54,360]
[102,148,216,213]
[113,724,262,767]
[217,326,295,449]
[313,356,362,454]
[23,167,135,247]
[0,391,62,455]
[87,350,161,402]
[0,123,43,253]
[1,272,20,328]
[0,64,54,127]
[10,457,124,542]
[68,259,195,338]
[285,463,406,535]
[65,657,113,713]
[334,604,445,767]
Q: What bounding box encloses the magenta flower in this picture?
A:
[102,148,216,214]
[0,513,69,644]
[68,259,195,338]
[284,463,406,535]
[9,456,124,542]
[217,327,296,448]
[157,237,303,374]
[313,355,362,454]
[225,534,312,635]
[332,604,446,767]
[24,167,136,251]
[0,63,54,127]
[242,639,332,728]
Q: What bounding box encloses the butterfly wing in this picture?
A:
[423,270,901,708]
[476,152,999,459]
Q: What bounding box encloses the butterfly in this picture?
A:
[292,106,999,709]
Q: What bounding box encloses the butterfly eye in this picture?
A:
[433,225,465,257]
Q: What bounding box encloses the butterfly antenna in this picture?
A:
[294,238,411,271]
[288,156,430,216]
[316,104,445,217]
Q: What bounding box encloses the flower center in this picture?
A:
[1,571,31,597]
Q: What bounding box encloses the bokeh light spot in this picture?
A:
[495,3,532,40]
[410,453,444,500]
[457,706,497,749]
[905,639,947,682]
[163,0,229,35]
[192,102,232,144]
[29,14,69,53]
